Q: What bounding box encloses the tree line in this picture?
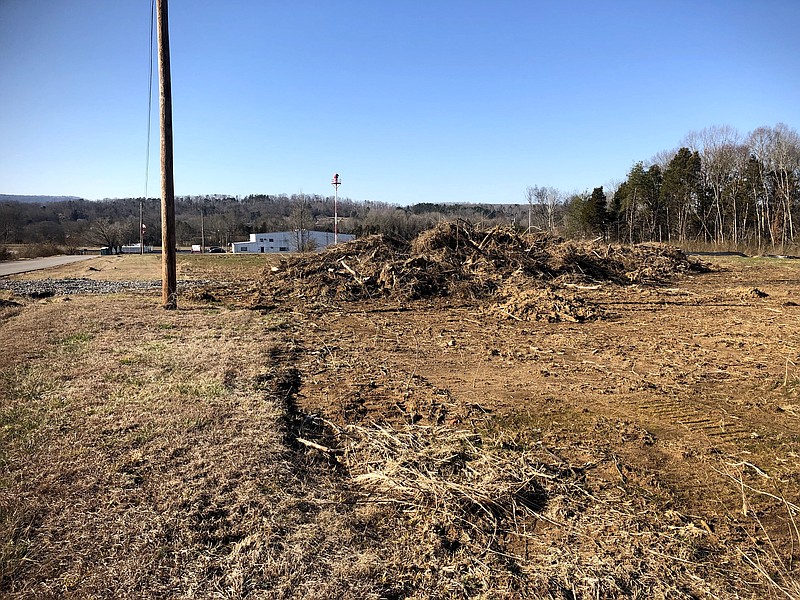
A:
[0,192,523,252]
[559,123,800,251]
[1,123,797,254]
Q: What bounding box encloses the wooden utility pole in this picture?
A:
[139,200,144,254]
[157,0,177,309]
[200,208,205,253]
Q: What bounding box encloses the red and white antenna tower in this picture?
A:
[331,173,341,244]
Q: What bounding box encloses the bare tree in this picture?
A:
[685,125,743,244]
[650,148,677,173]
[540,186,561,232]
[749,124,800,247]
[89,218,123,252]
[747,127,777,248]
[525,185,561,232]
[288,195,315,252]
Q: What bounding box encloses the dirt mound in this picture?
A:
[257,221,708,316]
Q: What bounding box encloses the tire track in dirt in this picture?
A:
[578,276,799,450]
[642,401,746,438]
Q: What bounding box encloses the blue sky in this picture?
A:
[1,1,798,205]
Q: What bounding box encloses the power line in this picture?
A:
[142,0,156,256]
[144,0,155,201]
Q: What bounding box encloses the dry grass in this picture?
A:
[8,253,275,283]
[282,418,796,599]
[0,294,402,598]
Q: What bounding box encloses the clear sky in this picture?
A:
[1,0,798,205]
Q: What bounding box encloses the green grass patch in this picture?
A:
[0,367,63,482]
[0,405,41,469]
[53,331,94,349]
[262,314,292,332]
[1,366,53,405]
[175,379,227,400]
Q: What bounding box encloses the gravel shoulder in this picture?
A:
[0,277,211,297]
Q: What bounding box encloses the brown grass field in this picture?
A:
[1,236,799,599]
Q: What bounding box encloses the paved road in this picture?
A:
[0,255,97,277]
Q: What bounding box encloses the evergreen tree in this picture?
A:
[660,147,702,242]
[588,186,608,236]
[564,188,607,238]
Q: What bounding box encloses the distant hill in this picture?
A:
[0,194,83,204]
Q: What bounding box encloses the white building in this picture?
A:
[121,243,153,253]
[230,231,355,254]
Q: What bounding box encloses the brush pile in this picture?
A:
[255,220,707,320]
[285,419,747,597]
[490,284,606,323]
[340,424,552,522]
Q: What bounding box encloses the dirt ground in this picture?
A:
[1,232,799,598]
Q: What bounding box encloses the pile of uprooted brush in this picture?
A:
[251,220,709,316]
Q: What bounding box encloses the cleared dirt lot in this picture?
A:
[1,235,798,598]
